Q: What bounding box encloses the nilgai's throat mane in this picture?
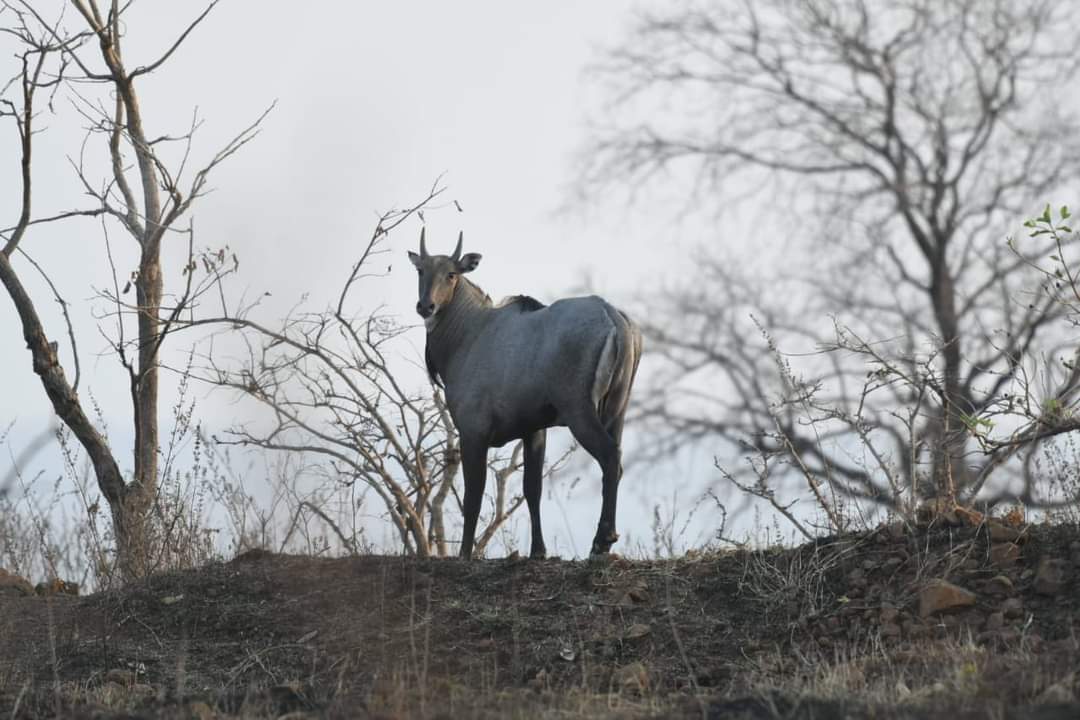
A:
[423,277,490,387]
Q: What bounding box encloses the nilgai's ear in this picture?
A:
[408,251,422,269]
[457,253,482,273]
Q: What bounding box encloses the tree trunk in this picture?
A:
[928,253,970,498]
[0,252,146,577]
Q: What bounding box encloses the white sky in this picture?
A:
[1,1,736,558]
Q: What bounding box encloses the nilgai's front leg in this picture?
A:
[459,441,488,559]
[522,429,547,559]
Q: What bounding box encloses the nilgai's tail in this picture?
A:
[598,306,643,442]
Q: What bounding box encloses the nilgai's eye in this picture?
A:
[448,272,456,279]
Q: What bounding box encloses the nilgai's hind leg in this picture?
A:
[459,440,488,559]
[522,429,547,559]
[565,411,622,555]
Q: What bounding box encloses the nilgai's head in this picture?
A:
[408,229,482,319]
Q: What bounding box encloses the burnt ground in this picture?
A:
[2,519,1080,719]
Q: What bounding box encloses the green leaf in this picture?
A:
[1062,205,1071,220]
[1042,204,1053,223]
[1023,219,1036,228]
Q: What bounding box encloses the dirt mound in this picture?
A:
[1,522,1079,718]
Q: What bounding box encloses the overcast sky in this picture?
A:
[1,1,733,557]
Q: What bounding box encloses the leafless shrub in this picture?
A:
[180,186,571,558]
[738,538,854,620]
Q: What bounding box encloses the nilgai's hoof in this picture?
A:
[590,531,620,556]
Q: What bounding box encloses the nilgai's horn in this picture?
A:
[452,231,463,261]
[419,227,428,258]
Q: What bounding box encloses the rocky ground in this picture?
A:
[1,513,1079,718]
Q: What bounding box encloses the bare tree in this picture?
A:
[185,189,570,557]
[0,1,265,577]
[584,0,1080,509]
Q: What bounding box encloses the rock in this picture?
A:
[984,575,1014,596]
[188,701,216,720]
[1035,556,1068,596]
[1038,679,1075,705]
[613,662,649,694]
[955,506,984,526]
[0,568,33,596]
[998,627,1021,645]
[987,520,1025,543]
[985,611,1004,631]
[880,622,902,639]
[100,680,154,703]
[267,684,309,714]
[623,623,651,641]
[105,668,135,686]
[918,497,961,526]
[1002,597,1024,620]
[527,669,548,692]
[1001,506,1026,527]
[1047,639,1080,658]
[919,579,977,618]
[34,579,79,596]
[990,543,1021,567]
[609,580,650,606]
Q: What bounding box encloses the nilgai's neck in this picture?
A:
[426,278,493,382]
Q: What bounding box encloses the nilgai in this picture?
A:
[409,229,642,558]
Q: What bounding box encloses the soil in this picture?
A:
[2,519,1080,719]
